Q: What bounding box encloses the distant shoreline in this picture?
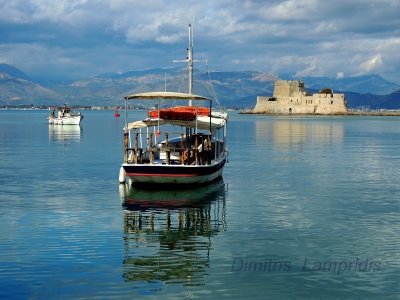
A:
[0,105,146,111]
[240,110,400,116]
[1,106,399,116]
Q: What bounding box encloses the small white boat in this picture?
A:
[48,105,83,125]
[119,25,228,187]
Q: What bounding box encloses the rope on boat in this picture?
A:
[205,61,223,110]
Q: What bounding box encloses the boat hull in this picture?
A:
[48,115,83,125]
[123,157,226,186]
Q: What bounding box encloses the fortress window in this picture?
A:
[331,101,333,104]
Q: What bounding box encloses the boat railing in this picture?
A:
[124,132,219,166]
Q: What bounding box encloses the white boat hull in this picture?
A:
[48,115,83,125]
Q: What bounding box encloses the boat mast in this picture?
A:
[173,24,195,106]
[188,24,193,106]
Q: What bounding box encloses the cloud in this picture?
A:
[294,61,321,77]
[0,0,399,83]
[336,72,345,79]
[0,0,90,24]
[361,54,383,73]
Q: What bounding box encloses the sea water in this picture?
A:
[0,110,399,299]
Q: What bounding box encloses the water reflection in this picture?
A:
[256,119,344,150]
[120,180,227,289]
[48,125,82,143]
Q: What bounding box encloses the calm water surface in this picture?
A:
[0,110,399,299]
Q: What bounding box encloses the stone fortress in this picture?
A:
[252,80,348,114]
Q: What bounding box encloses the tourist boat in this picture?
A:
[48,105,83,125]
[119,25,228,187]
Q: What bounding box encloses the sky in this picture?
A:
[0,0,400,83]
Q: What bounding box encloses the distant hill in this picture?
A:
[0,64,399,109]
[49,69,278,108]
[280,74,400,95]
[0,71,59,105]
[95,68,180,79]
[0,64,32,81]
[344,90,400,109]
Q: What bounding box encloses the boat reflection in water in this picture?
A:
[120,179,227,290]
[48,124,82,143]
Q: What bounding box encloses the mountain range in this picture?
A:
[1,63,399,109]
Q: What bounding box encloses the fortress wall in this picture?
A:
[312,93,347,114]
[253,96,279,113]
[253,94,347,114]
[254,96,313,114]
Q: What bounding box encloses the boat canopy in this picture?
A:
[125,116,226,131]
[124,92,211,101]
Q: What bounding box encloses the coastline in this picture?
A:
[240,110,400,116]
